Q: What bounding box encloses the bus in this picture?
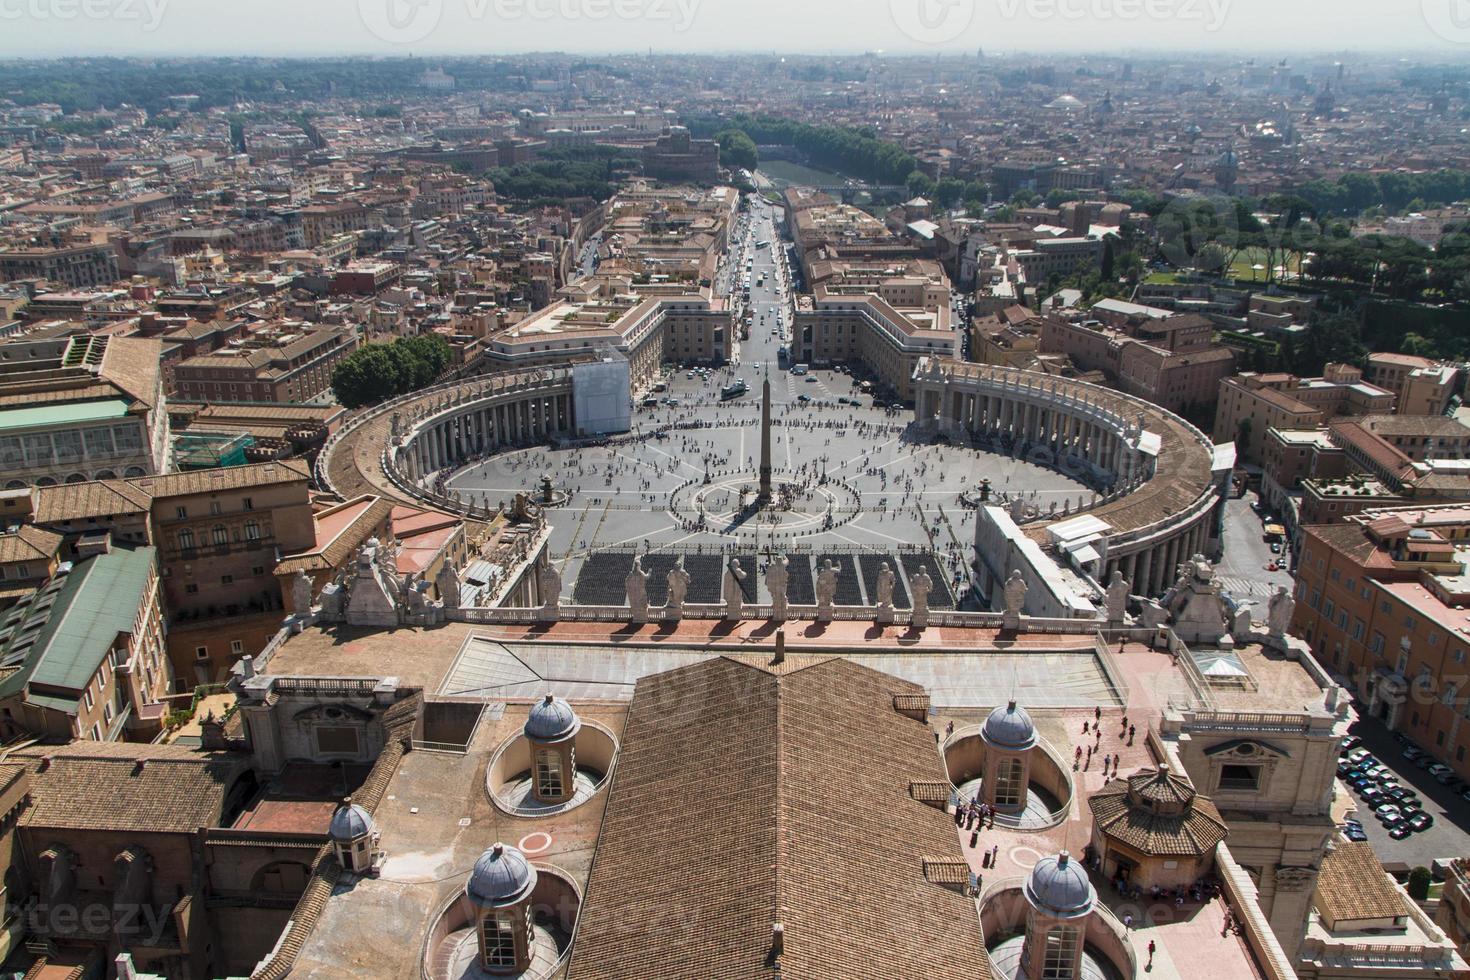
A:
[756,240,770,249]
[720,380,749,400]
[791,363,809,376]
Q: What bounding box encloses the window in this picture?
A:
[212,526,227,546]
[242,497,254,511]
[177,529,194,550]
[315,726,360,756]
[209,501,222,516]
[195,646,209,661]
[220,575,233,585]
[1219,764,1261,791]
[535,748,564,798]
[83,687,94,711]
[482,912,519,969]
[992,756,1025,807]
[244,521,260,541]
[175,505,187,520]
[184,583,198,595]
[1041,923,1080,980]
[230,640,244,655]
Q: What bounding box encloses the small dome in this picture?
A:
[467,842,538,907]
[1025,851,1095,920]
[982,700,1037,751]
[524,694,580,743]
[328,799,373,842]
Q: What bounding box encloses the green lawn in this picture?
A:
[757,160,849,189]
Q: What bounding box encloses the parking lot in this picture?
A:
[1337,714,1470,871]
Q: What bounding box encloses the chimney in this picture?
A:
[133,760,147,775]
[772,628,786,666]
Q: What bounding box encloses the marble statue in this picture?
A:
[346,539,401,628]
[626,556,650,623]
[723,558,747,620]
[1002,569,1027,630]
[875,562,896,624]
[910,567,933,629]
[539,562,562,620]
[767,555,789,622]
[291,569,314,618]
[816,559,839,622]
[1105,571,1130,624]
[1267,585,1296,638]
[436,558,462,612]
[666,557,691,618]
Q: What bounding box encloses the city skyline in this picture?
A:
[0,0,1469,57]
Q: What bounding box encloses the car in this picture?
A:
[1360,786,1385,805]
[1404,745,1424,760]
[796,394,811,403]
[1389,824,1413,840]
[1342,825,1369,842]
[1347,748,1372,763]
[1343,818,1363,830]
[1341,735,1363,752]
[1415,755,1435,769]
[1429,763,1453,777]
[1409,811,1434,831]
[805,376,818,383]
[1387,787,1419,805]
[1377,779,1402,794]
[1374,804,1403,823]
[1270,541,1283,554]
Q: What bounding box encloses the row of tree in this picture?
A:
[331,335,453,410]
[686,114,916,185]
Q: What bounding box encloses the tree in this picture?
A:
[1100,238,1116,281]
[714,129,758,171]
[1408,866,1432,902]
[332,335,453,409]
[906,171,935,199]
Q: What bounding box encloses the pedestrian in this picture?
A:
[1082,720,1090,734]
[990,844,999,865]
[1124,913,1133,930]
[1095,705,1102,721]
[1128,724,1136,745]
[1147,940,1156,966]
[1103,753,1111,771]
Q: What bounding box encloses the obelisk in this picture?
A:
[758,369,773,502]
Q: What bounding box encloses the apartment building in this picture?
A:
[1295,505,1470,779]
[1367,352,1462,418]
[173,324,358,404]
[1039,309,1236,416]
[0,241,118,289]
[132,460,314,685]
[0,335,169,486]
[1213,366,1396,465]
[0,544,169,742]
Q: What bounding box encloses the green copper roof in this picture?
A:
[0,399,129,433]
[0,546,156,710]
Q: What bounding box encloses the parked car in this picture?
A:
[1346,748,1373,763]
[1389,823,1413,840]
[1342,825,1369,842]
[1374,804,1403,824]
[1341,735,1364,752]
[1408,811,1435,832]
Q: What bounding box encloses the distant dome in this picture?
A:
[524,694,580,743]
[982,700,1037,751]
[467,842,538,906]
[1025,851,1095,920]
[328,799,373,842]
[1045,94,1085,110]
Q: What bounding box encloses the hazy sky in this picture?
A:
[0,0,1467,58]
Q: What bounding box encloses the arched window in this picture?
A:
[212,526,227,546]
[1042,923,1080,979]
[244,521,261,541]
[177,529,195,550]
[535,747,564,798]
